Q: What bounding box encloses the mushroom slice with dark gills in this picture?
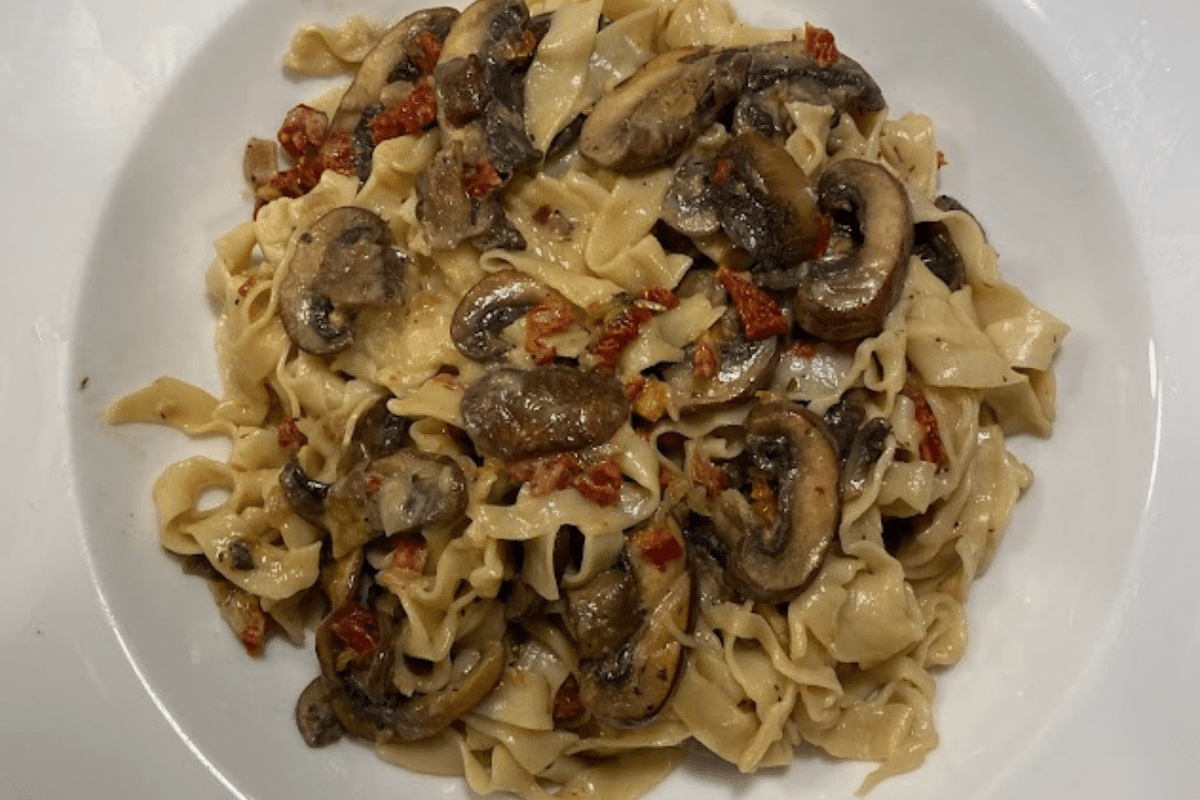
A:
[325,450,468,554]
[791,158,914,341]
[734,38,885,138]
[460,365,630,460]
[712,399,840,603]
[300,600,507,744]
[715,131,824,271]
[564,520,694,727]
[911,195,978,291]
[450,270,568,361]
[278,207,409,355]
[664,333,779,414]
[580,46,750,172]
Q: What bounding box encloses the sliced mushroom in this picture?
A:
[279,460,330,527]
[713,399,840,603]
[460,365,630,460]
[451,271,565,361]
[295,676,345,747]
[664,334,779,414]
[716,131,823,270]
[743,39,885,122]
[580,47,750,172]
[564,521,694,727]
[278,207,409,355]
[309,601,507,743]
[331,7,459,135]
[792,158,913,341]
[661,147,722,237]
[326,450,468,553]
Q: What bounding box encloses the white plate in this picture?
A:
[3,0,1196,798]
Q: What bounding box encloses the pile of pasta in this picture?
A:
[109,0,1067,796]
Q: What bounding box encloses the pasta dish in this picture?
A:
[108,0,1068,796]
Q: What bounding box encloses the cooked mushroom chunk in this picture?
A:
[743,39,885,122]
[460,366,630,460]
[309,602,507,743]
[278,207,409,355]
[564,521,694,727]
[664,334,778,413]
[661,147,723,237]
[279,460,330,527]
[793,159,913,340]
[451,270,565,360]
[326,450,468,549]
[295,676,345,747]
[580,47,750,172]
[841,416,890,500]
[716,131,823,270]
[713,399,840,603]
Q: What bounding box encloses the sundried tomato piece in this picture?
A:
[328,602,382,658]
[552,674,587,724]
[692,331,719,378]
[639,285,680,310]
[524,294,576,365]
[277,417,308,449]
[389,535,427,574]
[409,30,443,75]
[901,377,946,467]
[690,454,728,499]
[634,525,684,571]
[716,267,789,341]
[509,453,583,496]
[573,459,622,506]
[463,160,504,199]
[369,80,438,144]
[278,104,328,159]
[593,305,654,368]
[803,23,840,68]
[317,132,356,177]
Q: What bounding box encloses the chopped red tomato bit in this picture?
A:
[277,417,308,449]
[712,156,734,187]
[690,454,728,499]
[803,23,840,68]
[369,80,438,144]
[237,278,256,298]
[278,104,328,159]
[790,340,818,359]
[316,132,356,177]
[552,674,586,723]
[524,294,575,365]
[692,331,719,378]
[573,458,623,506]
[409,31,443,75]
[937,150,949,168]
[813,213,832,258]
[640,284,680,310]
[364,473,383,496]
[635,525,684,571]
[329,602,381,658]
[716,267,789,340]
[389,536,427,574]
[463,159,504,199]
[509,453,583,496]
[901,377,946,467]
[594,304,654,368]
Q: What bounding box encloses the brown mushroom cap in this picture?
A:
[459,365,630,460]
[793,158,914,341]
[278,207,409,355]
[715,399,840,603]
[580,47,750,172]
[565,520,694,727]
